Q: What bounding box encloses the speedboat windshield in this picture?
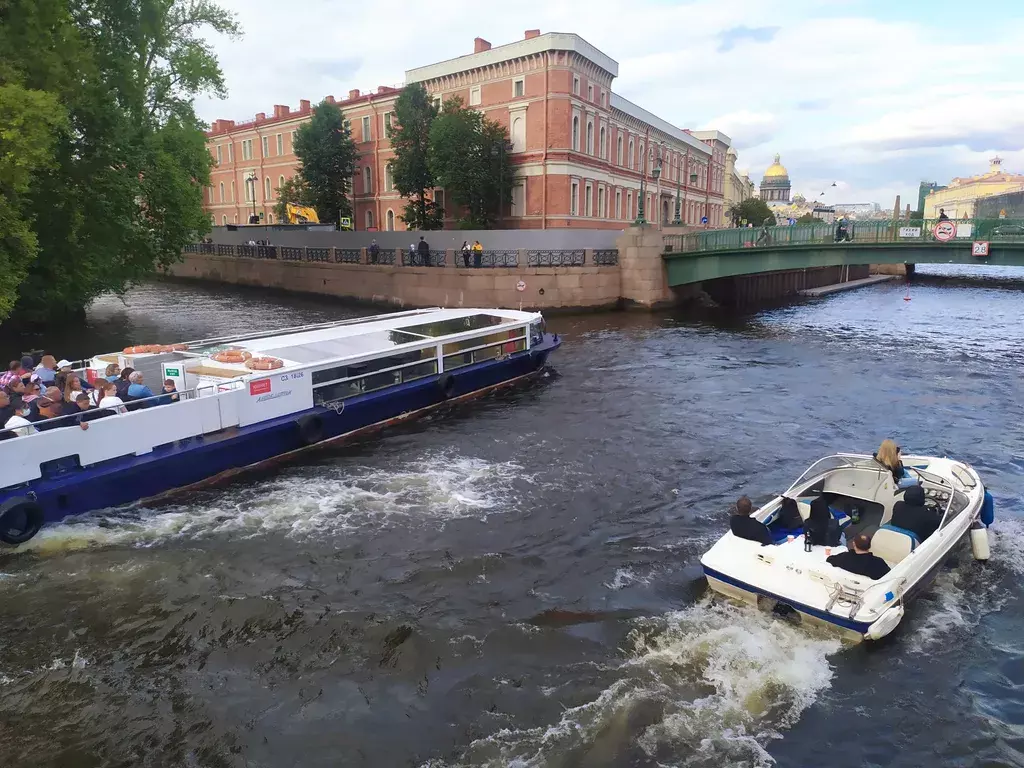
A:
[784,454,861,495]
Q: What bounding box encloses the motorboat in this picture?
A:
[0,308,560,546]
[700,453,994,641]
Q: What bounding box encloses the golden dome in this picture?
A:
[763,153,789,179]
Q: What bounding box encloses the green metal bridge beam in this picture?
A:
[662,242,1024,286]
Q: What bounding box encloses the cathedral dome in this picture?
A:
[762,154,789,180]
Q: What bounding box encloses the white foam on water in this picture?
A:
[18,452,530,554]
[433,599,841,768]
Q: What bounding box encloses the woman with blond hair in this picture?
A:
[874,439,905,484]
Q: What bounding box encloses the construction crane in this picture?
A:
[285,204,320,224]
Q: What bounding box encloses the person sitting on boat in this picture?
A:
[874,439,906,484]
[30,397,88,431]
[98,380,127,414]
[126,371,155,405]
[21,380,42,404]
[826,532,890,580]
[777,497,803,530]
[114,368,134,400]
[105,363,121,382]
[62,375,86,414]
[4,397,37,437]
[0,361,22,389]
[30,355,58,386]
[154,379,179,406]
[890,485,939,542]
[730,496,773,546]
[807,497,842,547]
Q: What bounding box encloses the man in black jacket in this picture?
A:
[827,533,890,580]
[890,485,939,542]
[417,236,431,267]
[730,496,773,546]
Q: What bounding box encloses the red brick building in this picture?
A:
[204,31,729,231]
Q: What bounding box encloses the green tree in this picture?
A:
[428,97,515,228]
[273,176,316,222]
[730,198,776,228]
[795,212,818,224]
[392,83,442,230]
[294,100,357,228]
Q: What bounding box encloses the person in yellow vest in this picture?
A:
[471,240,483,268]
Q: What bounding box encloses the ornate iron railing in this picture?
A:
[336,248,362,264]
[306,247,331,262]
[374,249,396,265]
[528,249,585,266]
[279,246,303,261]
[470,249,519,268]
[593,249,618,266]
[216,244,234,256]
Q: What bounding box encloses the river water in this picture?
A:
[2,268,1024,767]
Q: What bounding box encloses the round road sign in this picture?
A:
[933,220,957,242]
[516,280,526,292]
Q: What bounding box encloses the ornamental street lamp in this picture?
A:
[672,159,686,224]
[245,172,258,224]
[634,153,662,225]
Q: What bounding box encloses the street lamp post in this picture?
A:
[245,172,258,224]
[672,156,684,225]
[634,154,662,225]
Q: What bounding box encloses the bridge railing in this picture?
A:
[665,219,1024,254]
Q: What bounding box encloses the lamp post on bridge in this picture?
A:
[245,172,258,224]
[635,153,662,225]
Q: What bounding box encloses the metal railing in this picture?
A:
[593,248,619,266]
[527,249,585,267]
[665,218,1024,254]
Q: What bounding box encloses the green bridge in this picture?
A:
[662,218,1024,286]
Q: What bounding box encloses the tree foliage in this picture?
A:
[391,83,442,230]
[428,97,516,229]
[293,101,357,227]
[795,213,818,224]
[273,176,316,222]
[728,198,776,228]
[0,0,239,324]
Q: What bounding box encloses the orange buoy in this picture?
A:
[211,349,252,364]
[244,356,284,371]
[122,344,161,354]
[158,343,189,353]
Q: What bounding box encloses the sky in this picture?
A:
[196,0,1024,209]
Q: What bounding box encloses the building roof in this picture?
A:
[689,129,733,146]
[610,94,710,156]
[762,153,789,180]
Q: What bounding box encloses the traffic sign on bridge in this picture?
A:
[933,220,957,242]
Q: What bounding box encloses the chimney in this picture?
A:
[348,89,360,100]
[525,29,540,40]
[255,112,266,121]
[273,105,290,118]
[299,99,311,112]
[325,95,336,104]
[474,37,491,53]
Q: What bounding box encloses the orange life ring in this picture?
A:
[158,343,189,353]
[245,357,284,371]
[122,344,160,354]
[211,349,252,364]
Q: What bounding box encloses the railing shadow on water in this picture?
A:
[663,219,1024,254]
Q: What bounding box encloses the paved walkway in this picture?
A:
[799,274,896,297]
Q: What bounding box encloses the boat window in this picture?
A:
[784,455,859,495]
[311,348,433,386]
[397,314,507,338]
[442,330,526,370]
[950,465,977,489]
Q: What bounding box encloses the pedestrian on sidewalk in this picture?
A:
[472,239,483,268]
[369,239,380,264]
[417,236,431,267]
[461,241,471,268]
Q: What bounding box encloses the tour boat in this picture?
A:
[0,308,560,545]
[700,453,994,641]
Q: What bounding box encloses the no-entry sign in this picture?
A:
[933,220,957,242]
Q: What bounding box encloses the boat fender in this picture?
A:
[970,520,990,561]
[981,490,995,526]
[295,414,325,446]
[865,604,905,641]
[437,373,456,399]
[0,497,45,546]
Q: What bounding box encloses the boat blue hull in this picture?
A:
[1,335,560,533]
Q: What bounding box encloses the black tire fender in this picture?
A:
[0,497,45,546]
[296,413,325,445]
[437,373,456,399]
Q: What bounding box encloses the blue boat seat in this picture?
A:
[870,524,919,566]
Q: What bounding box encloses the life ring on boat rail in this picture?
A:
[159,343,189,353]
[437,373,456,399]
[210,349,252,364]
[0,497,45,546]
[245,356,285,371]
[123,343,189,354]
[295,414,325,445]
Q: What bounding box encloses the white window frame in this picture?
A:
[218,182,224,202]
[276,134,283,155]
[242,139,252,161]
[361,116,371,141]
[386,209,395,231]
[264,177,272,200]
[586,121,594,155]
[384,162,394,192]
[572,76,580,96]
[222,215,227,225]
[363,166,372,194]
[627,191,633,219]
[598,186,605,218]
[511,182,524,214]
[216,145,222,164]
[616,135,623,165]
[227,143,233,162]
[615,189,622,219]
[261,136,269,157]
[628,139,634,170]
[572,116,580,151]
[470,85,481,106]
[383,112,393,139]
[365,210,374,229]
[587,84,594,102]
[570,181,579,216]
[513,78,524,98]
[585,183,593,216]
[599,126,606,159]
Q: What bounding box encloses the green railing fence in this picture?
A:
[664,219,1024,254]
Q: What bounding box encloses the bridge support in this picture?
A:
[617,226,676,309]
[870,263,908,277]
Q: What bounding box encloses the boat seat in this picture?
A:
[870,524,919,566]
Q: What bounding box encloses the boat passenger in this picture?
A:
[154,379,179,406]
[826,533,890,580]
[890,485,939,542]
[730,496,773,546]
[98,380,127,414]
[63,375,85,414]
[874,439,905,484]
[126,371,155,405]
[777,497,803,529]
[30,355,57,386]
[0,361,21,389]
[4,398,37,437]
[807,496,842,546]
[30,397,88,431]
[115,368,134,399]
[21,380,41,403]
[105,363,121,382]
[0,391,12,425]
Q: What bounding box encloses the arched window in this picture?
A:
[628,139,634,169]
[385,163,394,193]
[599,126,606,159]
[586,121,594,154]
[511,116,525,151]
[616,135,623,165]
[264,177,272,200]
[268,213,274,224]
[278,175,285,194]
[386,209,395,230]
[363,166,372,194]
[572,116,580,151]
[221,215,227,225]
[365,209,374,229]
[639,142,645,172]
[218,182,224,202]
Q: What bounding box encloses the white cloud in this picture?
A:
[196,0,1024,206]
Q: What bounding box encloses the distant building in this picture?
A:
[923,157,1024,219]
[917,181,943,214]
[834,202,882,218]
[758,154,792,203]
[722,148,755,226]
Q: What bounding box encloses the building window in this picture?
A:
[617,136,623,165]
[386,209,395,230]
[434,188,445,212]
[383,112,393,138]
[599,126,606,159]
[216,145,222,164]
[233,213,237,224]
[513,78,524,98]
[278,175,285,193]
[230,180,235,202]
[638,142,645,171]
[585,183,593,216]
[570,181,579,215]
[276,134,283,155]
[365,210,374,229]
[261,136,269,157]
[264,177,272,199]
[512,182,524,214]
[602,91,607,107]
[598,187,605,218]
[363,166,372,194]
[627,191,633,219]
[222,215,227,225]
[268,213,274,224]
[227,143,233,162]
[361,116,371,141]
[384,162,394,192]
[587,84,593,102]
[432,96,442,110]
[470,86,481,106]
[615,189,621,219]
[647,194,652,219]
[511,115,525,152]
[572,116,580,151]
[586,121,594,154]
[628,139,634,169]
[572,75,580,95]
[242,139,252,160]
[218,182,224,202]
[343,119,351,135]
